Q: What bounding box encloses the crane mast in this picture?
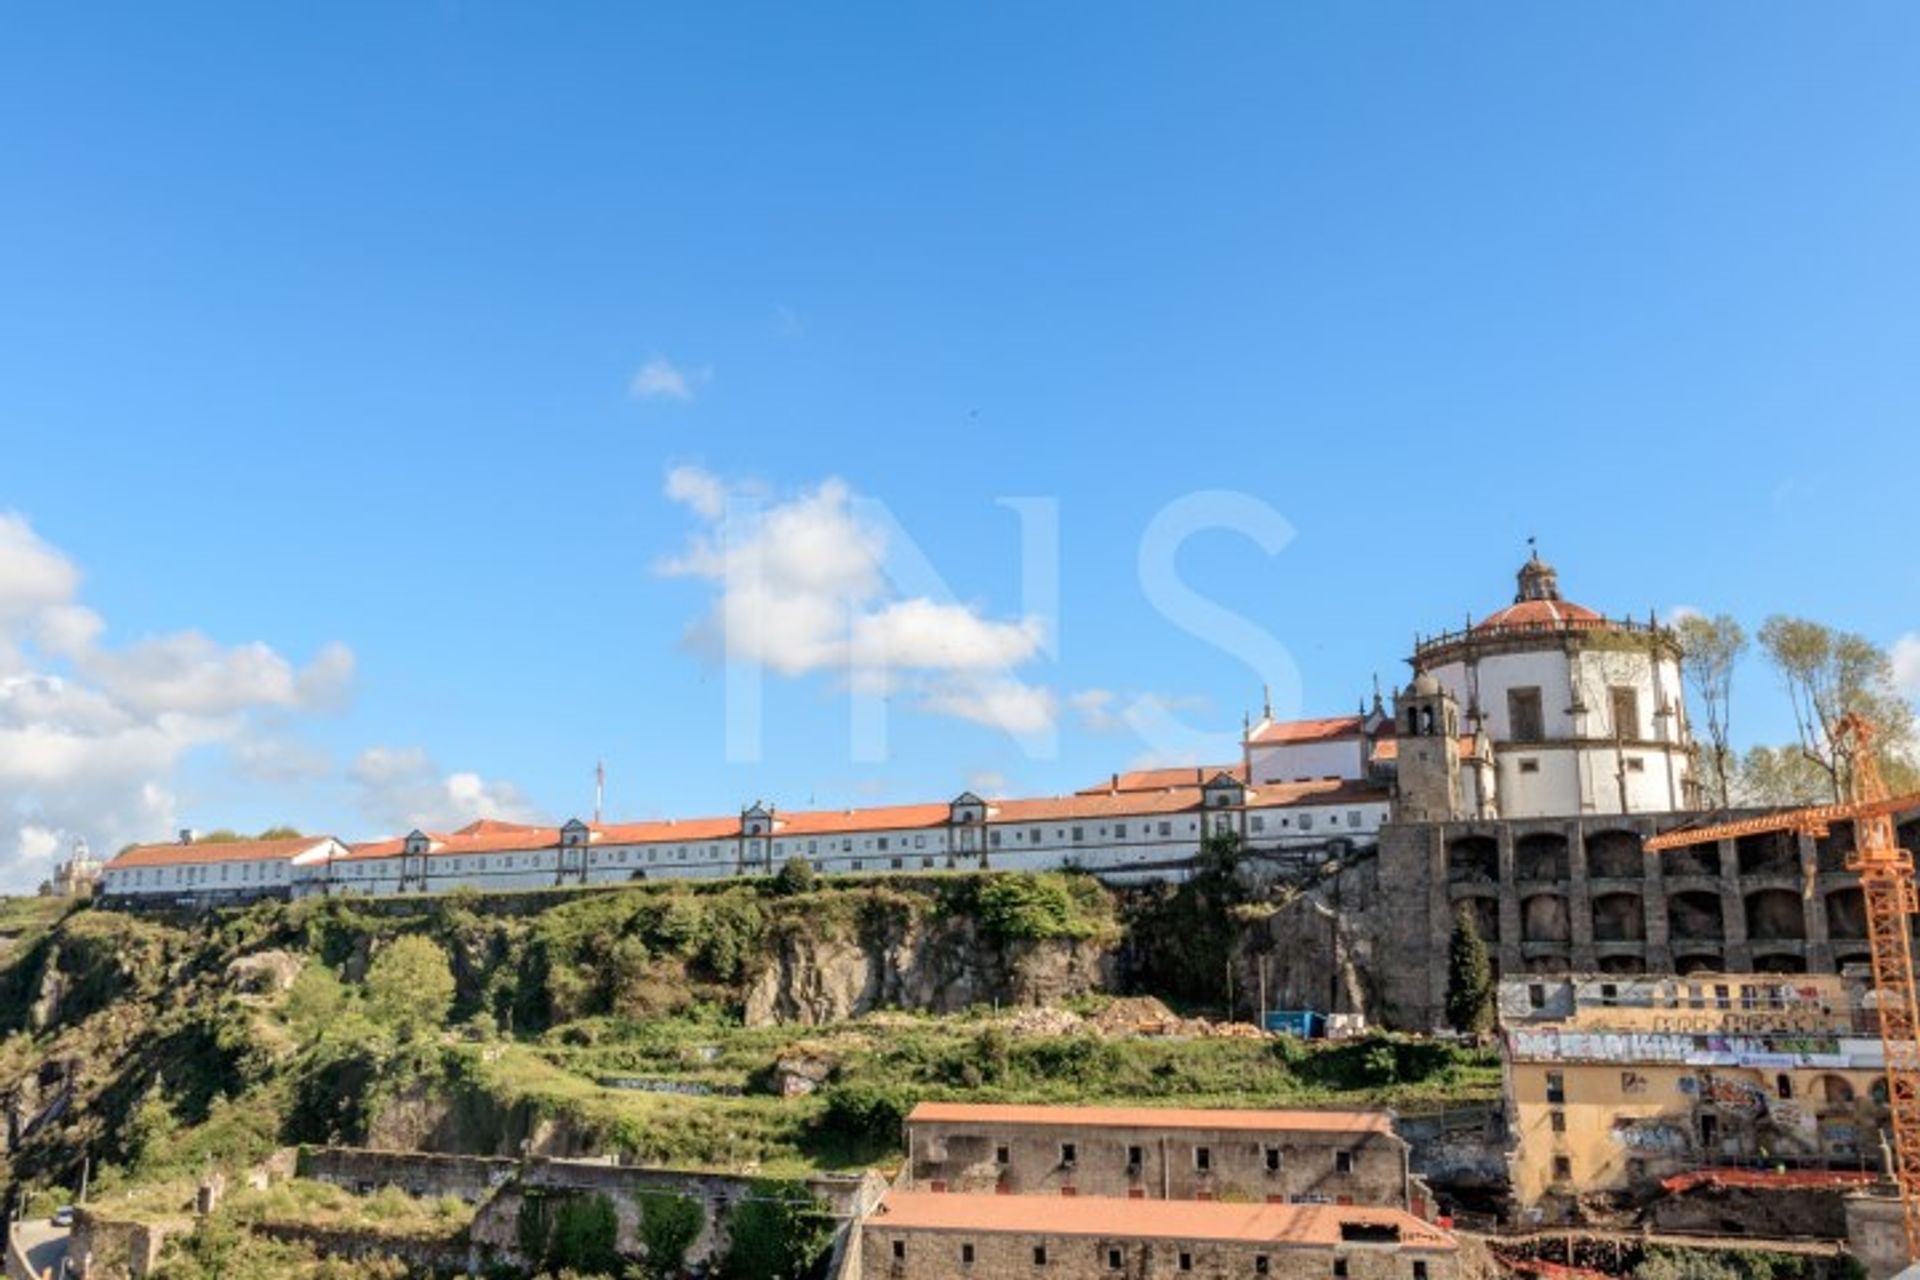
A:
[1644,713,1920,1259]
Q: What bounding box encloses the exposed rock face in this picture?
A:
[224,949,302,996]
[1243,856,1386,1022]
[742,913,1116,1026]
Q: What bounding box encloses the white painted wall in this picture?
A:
[105,797,1390,902]
[1248,738,1365,784]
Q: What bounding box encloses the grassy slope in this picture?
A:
[0,876,1497,1206]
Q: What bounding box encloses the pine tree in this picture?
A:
[1445,905,1495,1036]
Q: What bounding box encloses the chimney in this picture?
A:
[178,828,195,846]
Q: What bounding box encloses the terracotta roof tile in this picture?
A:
[107,836,338,869]
[1247,716,1371,747]
[1079,764,1247,795]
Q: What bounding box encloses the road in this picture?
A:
[9,1219,70,1280]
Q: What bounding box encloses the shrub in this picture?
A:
[974,874,1098,941]
[771,857,816,897]
[365,935,455,1040]
[818,1080,921,1149]
[716,1181,833,1280]
[637,1191,705,1278]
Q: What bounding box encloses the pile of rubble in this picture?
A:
[999,996,1271,1041]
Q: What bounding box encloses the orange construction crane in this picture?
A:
[1644,714,1920,1258]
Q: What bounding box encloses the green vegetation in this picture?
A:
[1445,905,1494,1036]
[635,1190,704,1279]
[715,1180,833,1280]
[1125,828,1249,1007]
[0,870,1499,1273]
[520,1191,621,1275]
[365,934,456,1040]
[971,872,1114,941]
[1636,1246,1864,1280]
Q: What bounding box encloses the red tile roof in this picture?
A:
[772,803,954,835]
[455,818,543,836]
[1473,598,1605,631]
[107,836,338,869]
[1247,715,1372,747]
[868,1191,1453,1250]
[592,816,741,845]
[1079,764,1247,795]
[906,1101,1394,1135]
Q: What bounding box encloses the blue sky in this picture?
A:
[2,4,1918,882]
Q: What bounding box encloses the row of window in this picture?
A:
[116,808,1388,890]
[890,1239,1424,1277]
[983,1143,1357,1174]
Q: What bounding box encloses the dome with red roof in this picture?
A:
[1471,551,1606,633]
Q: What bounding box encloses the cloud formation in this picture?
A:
[629,357,706,402]
[1893,633,1920,699]
[658,468,1054,733]
[0,513,356,889]
[349,745,543,835]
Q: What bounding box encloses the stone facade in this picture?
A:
[861,1191,1456,1280]
[1370,812,1910,1031]
[903,1104,1414,1210]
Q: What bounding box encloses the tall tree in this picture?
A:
[1676,613,1747,809]
[1445,905,1495,1037]
[1755,617,1915,802]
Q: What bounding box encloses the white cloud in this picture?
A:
[659,469,1056,731]
[350,745,541,834]
[629,357,706,402]
[1664,604,1704,627]
[1893,633,1920,699]
[665,465,729,520]
[0,512,357,889]
[965,769,1008,795]
[849,600,1043,672]
[920,678,1058,736]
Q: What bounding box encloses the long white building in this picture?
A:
[98,772,1390,905]
[98,551,1699,907]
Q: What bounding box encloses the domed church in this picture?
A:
[1396,550,1696,820]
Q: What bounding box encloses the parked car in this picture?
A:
[51,1205,73,1228]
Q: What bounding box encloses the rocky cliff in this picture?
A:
[743,910,1116,1025]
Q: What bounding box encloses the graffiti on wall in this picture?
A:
[1611,1117,1691,1154]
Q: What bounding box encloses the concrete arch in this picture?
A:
[1751,952,1807,973]
[1521,891,1571,943]
[1516,833,1569,882]
[1459,895,1499,945]
[1745,888,1807,941]
[1447,836,1498,885]
[1816,821,1856,874]
[1737,830,1798,877]
[1597,954,1646,975]
[1523,953,1570,975]
[1826,887,1867,940]
[1669,890,1724,943]
[1674,951,1723,975]
[1661,843,1721,879]
[1586,829,1644,880]
[1591,892,1646,943]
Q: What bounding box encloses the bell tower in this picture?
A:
[1394,672,1466,823]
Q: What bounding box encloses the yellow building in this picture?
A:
[1500,973,1888,1214]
